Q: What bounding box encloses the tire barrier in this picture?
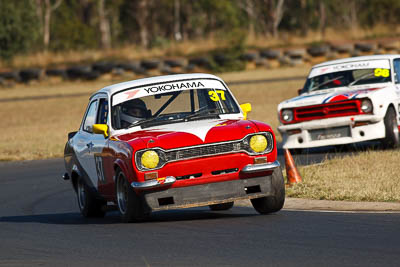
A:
[46,68,67,78]
[19,68,43,83]
[188,57,210,68]
[1,40,400,86]
[260,49,281,59]
[307,45,330,57]
[331,43,354,54]
[354,42,377,52]
[92,62,115,74]
[140,59,160,70]
[164,58,185,68]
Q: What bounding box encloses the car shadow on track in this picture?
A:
[0,206,263,225]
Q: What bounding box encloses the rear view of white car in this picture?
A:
[278,55,400,150]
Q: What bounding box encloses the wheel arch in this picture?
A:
[71,171,80,192]
[386,103,397,118]
[70,165,82,193]
[113,158,136,182]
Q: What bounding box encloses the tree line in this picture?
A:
[1,0,400,61]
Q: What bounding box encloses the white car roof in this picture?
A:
[91,73,226,99]
[312,54,400,68]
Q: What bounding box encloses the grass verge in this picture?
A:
[286,149,400,202]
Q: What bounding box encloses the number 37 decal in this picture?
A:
[209,90,226,101]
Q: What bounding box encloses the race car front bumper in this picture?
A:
[278,114,386,149]
[139,161,281,211]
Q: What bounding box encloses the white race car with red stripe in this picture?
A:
[63,73,284,222]
[278,55,400,150]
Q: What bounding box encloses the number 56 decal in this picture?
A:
[209,90,226,101]
[374,68,390,77]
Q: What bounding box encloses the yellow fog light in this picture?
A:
[141,150,159,169]
[250,135,267,153]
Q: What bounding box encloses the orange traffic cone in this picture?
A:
[284,149,302,186]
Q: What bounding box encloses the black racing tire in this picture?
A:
[240,52,258,62]
[188,57,210,67]
[355,42,376,52]
[19,68,42,83]
[0,71,21,82]
[209,202,234,211]
[381,107,400,148]
[213,53,228,66]
[116,170,149,223]
[307,45,329,57]
[66,66,91,80]
[76,176,105,218]
[260,49,281,59]
[164,58,185,68]
[332,43,354,53]
[140,59,160,70]
[92,62,115,74]
[251,166,285,214]
[45,68,67,78]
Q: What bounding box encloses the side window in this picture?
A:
[83,100,98,132]
[393,59,400,83]
[96,99,108,124]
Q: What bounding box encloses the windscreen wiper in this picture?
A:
[125,115,163,129]
[348,72,375,87]
[183,107,220,121]
[309,75,344,92]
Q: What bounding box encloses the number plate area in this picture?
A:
[309,126,351,141]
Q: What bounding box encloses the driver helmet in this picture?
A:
[120,98,148,125]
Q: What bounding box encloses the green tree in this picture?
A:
[0,0,39,61]
[50,0,97,51]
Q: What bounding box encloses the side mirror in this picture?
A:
[297,89,302,95]
[92,124,109,138]
[240,103,252,120]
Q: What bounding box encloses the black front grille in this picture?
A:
[294,100,361,122]
[166,142,241,161]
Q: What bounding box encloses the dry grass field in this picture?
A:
[288,149,400,202]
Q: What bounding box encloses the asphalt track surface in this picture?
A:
[1,150,400,266]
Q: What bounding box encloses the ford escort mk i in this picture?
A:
[63,73,284,222]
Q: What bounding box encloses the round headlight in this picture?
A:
[281,109,294,122]
[141,150,159,169]
[249,135,268,153]
[361,99,373,113]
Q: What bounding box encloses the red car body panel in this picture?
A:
[95,119,277,201]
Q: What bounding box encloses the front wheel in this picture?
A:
[251,166,285,214]
[209,202,234,211]
[116,170,149,223]
[381,107,399,149]
[76,176,105,218]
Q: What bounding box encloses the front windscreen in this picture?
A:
[303,59,392,93]
[111,87,240,129]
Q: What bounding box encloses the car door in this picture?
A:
[75,95,109,190]
[92,97,112,195]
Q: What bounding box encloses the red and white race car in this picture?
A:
[278,55,400,150]
[63,73,284,222]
